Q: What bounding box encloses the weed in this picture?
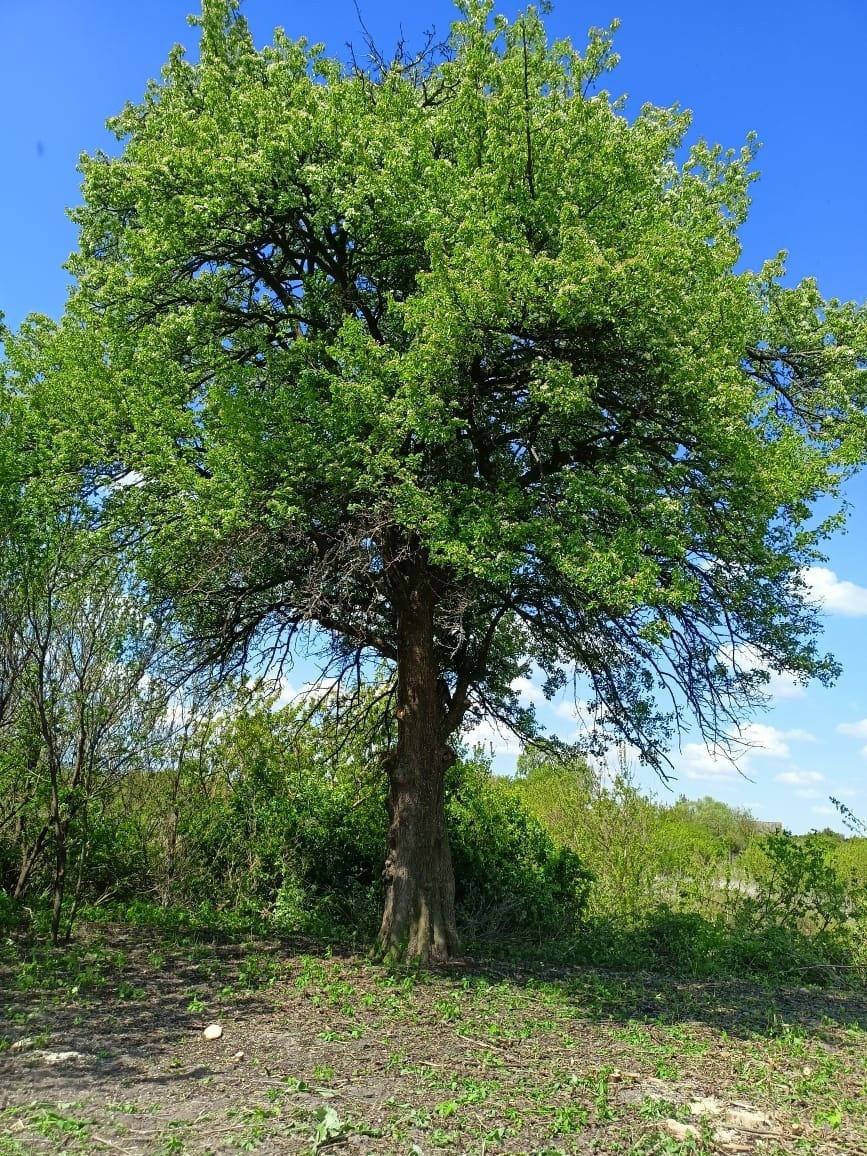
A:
[552,1104,589,1134]
[157,1132,186,1155]
[116,980,147,1000]
[28,1107,91,1143]
[312,1106,349,1150]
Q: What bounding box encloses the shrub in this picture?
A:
[0,887,23,934]
[740,831,863,934]
[448,760,592,943]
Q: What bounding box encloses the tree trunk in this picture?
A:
[373,573,459,965]
[13,823,49,901]
[50,819,68,947]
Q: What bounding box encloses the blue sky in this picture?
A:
[2,1,866,831]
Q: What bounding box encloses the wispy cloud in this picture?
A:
[737,723,815,759]
[251,676,341,710]
[678,724,815,782]
[109,469,145,490]
[803,567,867,617]
[509,676,548,708]
[554,700,580,721]
[837,718,867,739]
[679,743,743,781]
[775,770,824,786]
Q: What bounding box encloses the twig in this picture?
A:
[92,1136,135,1155]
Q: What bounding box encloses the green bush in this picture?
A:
[72,700,592,949]
[515,755,724,921]
[448,760,592,944]
[0,886,24,934]
[512,753,866,981]
[7,671,865,984]
[739,831,866,935]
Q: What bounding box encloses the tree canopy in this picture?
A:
[6,0,867,959]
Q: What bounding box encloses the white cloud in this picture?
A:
[764,674,805,701]
[837,718,867,739]
[250,676,341,710]
[735,723,814,759]
[272,679,300,708]
[677,724,814,782]
[802,566,867,617]
[509,677,547,708]
[554,700,580,721]
[107,469,145,492]
[464,719,522,757]
[738,723,790,758]
[775,770,824,786]
[553,698,607,724]
[680,743,743,781]
[811,805,837,818]
[785,729,817,743]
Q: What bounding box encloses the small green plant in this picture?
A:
[28,1108,91,1143]
[157,1133,186,1156]
[435,1100,459,1119]
[594,1070,616,1123]
[552,1105,588,1134]
[313,1107,349,1150]
[117,980,146,1000]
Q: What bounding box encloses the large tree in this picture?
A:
[13,1,867,960]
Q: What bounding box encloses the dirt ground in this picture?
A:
[1,923,865,1154]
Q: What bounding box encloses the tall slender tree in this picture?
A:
[14,1,867,960]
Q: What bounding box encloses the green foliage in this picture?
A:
[4,680,865,982]
[172,695,387,936]
[11,0,867,770]
[0,887,22,934]
[0,499,178,942]
[514,753,866,979]
[2,2,867,975]
[10,690,586,946]
[740,831,867,936]
[517,752,707,920]
[448,759,592,941]
[665,796,756,860]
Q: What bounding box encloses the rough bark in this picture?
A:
[373,571,460,964]
[50,818,68,947]
[13,822,49,901]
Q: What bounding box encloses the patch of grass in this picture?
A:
[0,1139,27,1156]
[1,1105,93,1149]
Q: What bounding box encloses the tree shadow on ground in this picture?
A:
[445,952,867,1038]
[3,921,865,1156]
[1,917,864,1106]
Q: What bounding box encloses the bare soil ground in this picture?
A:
[1,923,864,1155]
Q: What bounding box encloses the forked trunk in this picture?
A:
[373,573,459,965]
